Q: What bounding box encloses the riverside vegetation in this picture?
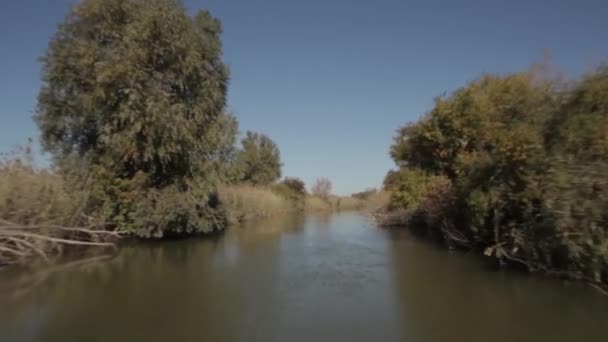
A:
[0,0,358,266]
[379,63,608,292]
[0,0,606,297]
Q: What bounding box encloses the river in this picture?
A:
[0,212,607,341]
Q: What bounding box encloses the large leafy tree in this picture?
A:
[387,65,608,287]
[36,0,233,237]
[236,131,282,185]
[390,71,556,236]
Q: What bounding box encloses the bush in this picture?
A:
[281,177,307,195]
[270,178,306,211]
[386,64,608,289]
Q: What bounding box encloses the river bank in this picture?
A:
[0,161,365,268]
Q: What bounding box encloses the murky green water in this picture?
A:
[1,212,607,341]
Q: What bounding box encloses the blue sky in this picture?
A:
[1,0,607,194]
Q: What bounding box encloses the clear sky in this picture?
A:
[1,0,607,195]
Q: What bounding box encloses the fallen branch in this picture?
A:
[1,230,115,247]
[4,236,50,262]
[0,218,121,266]
[0,245,28,257]
[0,220,123,237]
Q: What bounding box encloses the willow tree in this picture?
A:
[36,0,233,237]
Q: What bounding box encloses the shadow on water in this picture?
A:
[0,214,307,342]
[386,228,608,342]
[0,212,607,342]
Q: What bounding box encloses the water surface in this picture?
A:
[1,212,607,341]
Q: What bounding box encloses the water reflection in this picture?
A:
[387,229,608,342]
[0,213,607,342]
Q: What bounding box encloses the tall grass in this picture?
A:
[0,147,119,266]
[218,185,295,224]
[1,162,76,227]
[304,196,332,212]
[334,197,364,211]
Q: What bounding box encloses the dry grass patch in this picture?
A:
[218,185,293,224]
[0,148,119,266]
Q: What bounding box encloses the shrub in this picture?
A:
[270,178,307,211]
[386,64,608,289]
[281,177,307,195]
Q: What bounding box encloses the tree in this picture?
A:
[35,0,233,238]
[271,177,307,209]
[311,177,332,199]
[236,131,282,185]
[382,170,400,191]
[282,177,307,195]
[385,64,608,289]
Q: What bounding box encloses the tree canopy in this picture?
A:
[386,65,608,288]
[236,131,282,185]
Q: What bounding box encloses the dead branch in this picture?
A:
[0,219,124,237]
[0,217,121,266]
[1,230,115,247]
[0,245,28,257]
[4,236,50,262]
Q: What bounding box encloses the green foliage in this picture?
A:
[387,65,608,288]
[236,131,282,186]
[390,72,554,178]
[387,169,432,209]
[270,178,307,211]
[281,177,307,195]
[546,66,608,161]
[35,0,233,237]
[382,170,401,191]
